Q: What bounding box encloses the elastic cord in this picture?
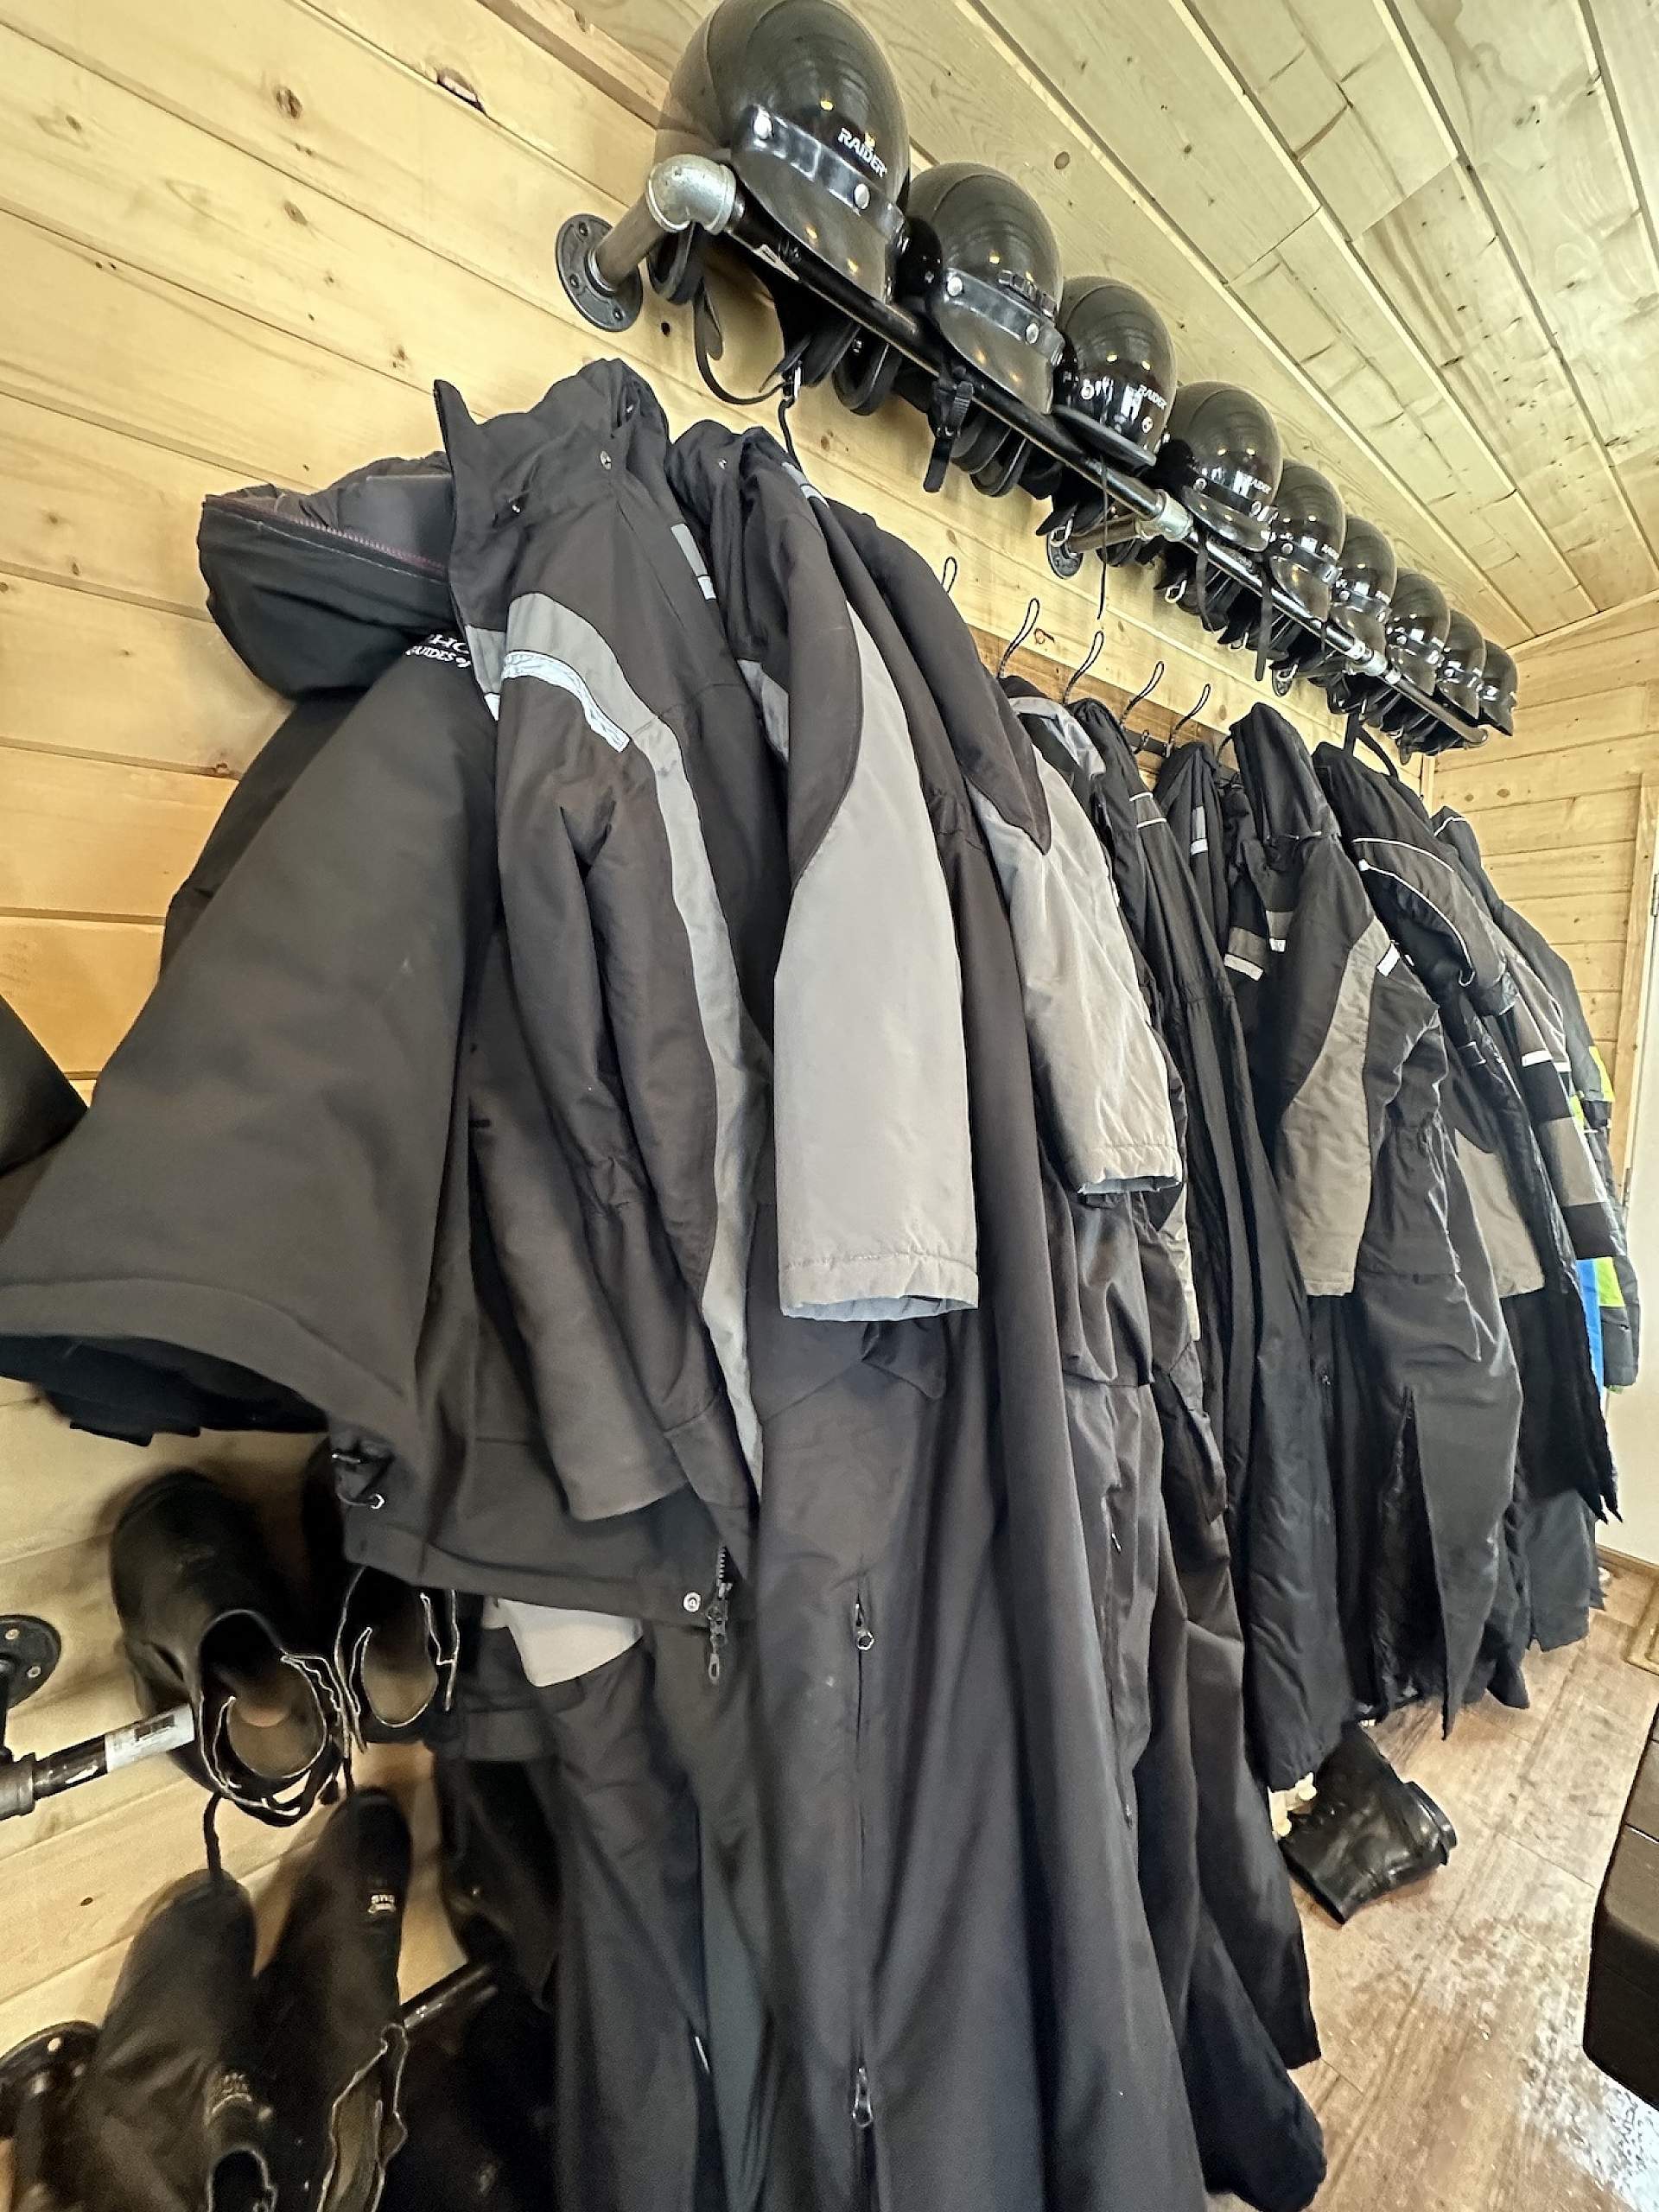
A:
[203,1790,226,1881]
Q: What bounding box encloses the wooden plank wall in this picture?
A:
[0,0,1427,2088]
[1439,594,1659,1173]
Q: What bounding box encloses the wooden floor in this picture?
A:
[1224,1556,1659,2212]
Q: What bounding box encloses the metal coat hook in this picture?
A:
[1122,658,1166,723]
[1063,630,1105,704]
[997,597,1041,679]
[940,554,958,598]
[1166,682,1212,747]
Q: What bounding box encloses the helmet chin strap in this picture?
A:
[775,364,803,466]
[1192,537,1211,627]
[922,371,978,493]
[1343,707,1402,779]
[684,278,809,466]
[691,279,810,411]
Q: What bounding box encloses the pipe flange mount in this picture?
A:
[556,213,644,332]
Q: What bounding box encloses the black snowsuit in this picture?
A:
[1433,805,1640,1389]
[966,682,1326,2205]
[1223,709,1526,1721]
[836,543,1322,2209]
[1013,687,1351,1789]
[1313,744,1617,1668]
[1152,734,1238,954]
[664,423,1208,2211]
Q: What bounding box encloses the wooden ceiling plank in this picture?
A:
[969,0,1319,282]
[1184,0,1652,609]
[1186,0,1456,233]
[1392,0,1659,563]
[982,0,1590,624]
[1176,0,1654,614]
[1357,157,1656,607]
[1235,213,1592,629]
[1589,0,1659,258]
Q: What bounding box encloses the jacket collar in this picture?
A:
[436,361,673,695]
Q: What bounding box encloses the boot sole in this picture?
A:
[1404,1781,1458,1859]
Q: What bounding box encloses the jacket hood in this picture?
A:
[200,454,457,699]
[1229,705,1337,844]
[200,362,669,700]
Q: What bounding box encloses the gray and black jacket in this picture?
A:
[1312,743,1618,1539]
[0,370,753,1640]
[1310,751,1618,1267]
[1020,688,1352,1793]
[1433,805,1640,1389]
[1224,709,1526,1722]
[963,680,1326,2204]
[667,423,1212,2211]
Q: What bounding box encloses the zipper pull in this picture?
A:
[852,2065,873,2129]
[706,1548,734,1685]
[853,1597,874,1653]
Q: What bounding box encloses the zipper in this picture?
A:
[704,1547,734,1685]
[850,1590,876,2201]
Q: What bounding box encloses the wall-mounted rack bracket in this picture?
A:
[0,2024,96,2134]
[557,152,1493,753]
[557,213,643,332]
[0,1617,60,1746]
[0,2019,96,2206]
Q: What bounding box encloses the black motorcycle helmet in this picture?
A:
[1325,514,1396,664]
[900,162,1065,411]
[1436,609,1486,722]
[1478,640,1517,735]
[657,0,910,304]
[1152,384,1282,553]
[1051,277,1176,470]
[1385,569,1451,694]
[1264,459,1345,626]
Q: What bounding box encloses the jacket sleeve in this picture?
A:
[1501,983,1621,1261]
[770,610,981,1322]
[1255,851,1433,1299]
[491,595,768,1486]
[969,751,1182,1198]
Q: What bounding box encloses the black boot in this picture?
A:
[111,1469,344,1824]
[381,1985,553,2212]
[255,1789,411,2212]
[1281,1724,1457,1923]
[62,1871,276,2210]
[303,1450,458,1745]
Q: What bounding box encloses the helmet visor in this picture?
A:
[1440,668,1482,720]
[1186,485,1272,554]
[930,266,1064,410]
[1268,554,1334,627]
[1390,639,1445,694]
[733,106,906,299]
[1327,601,1388,664]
